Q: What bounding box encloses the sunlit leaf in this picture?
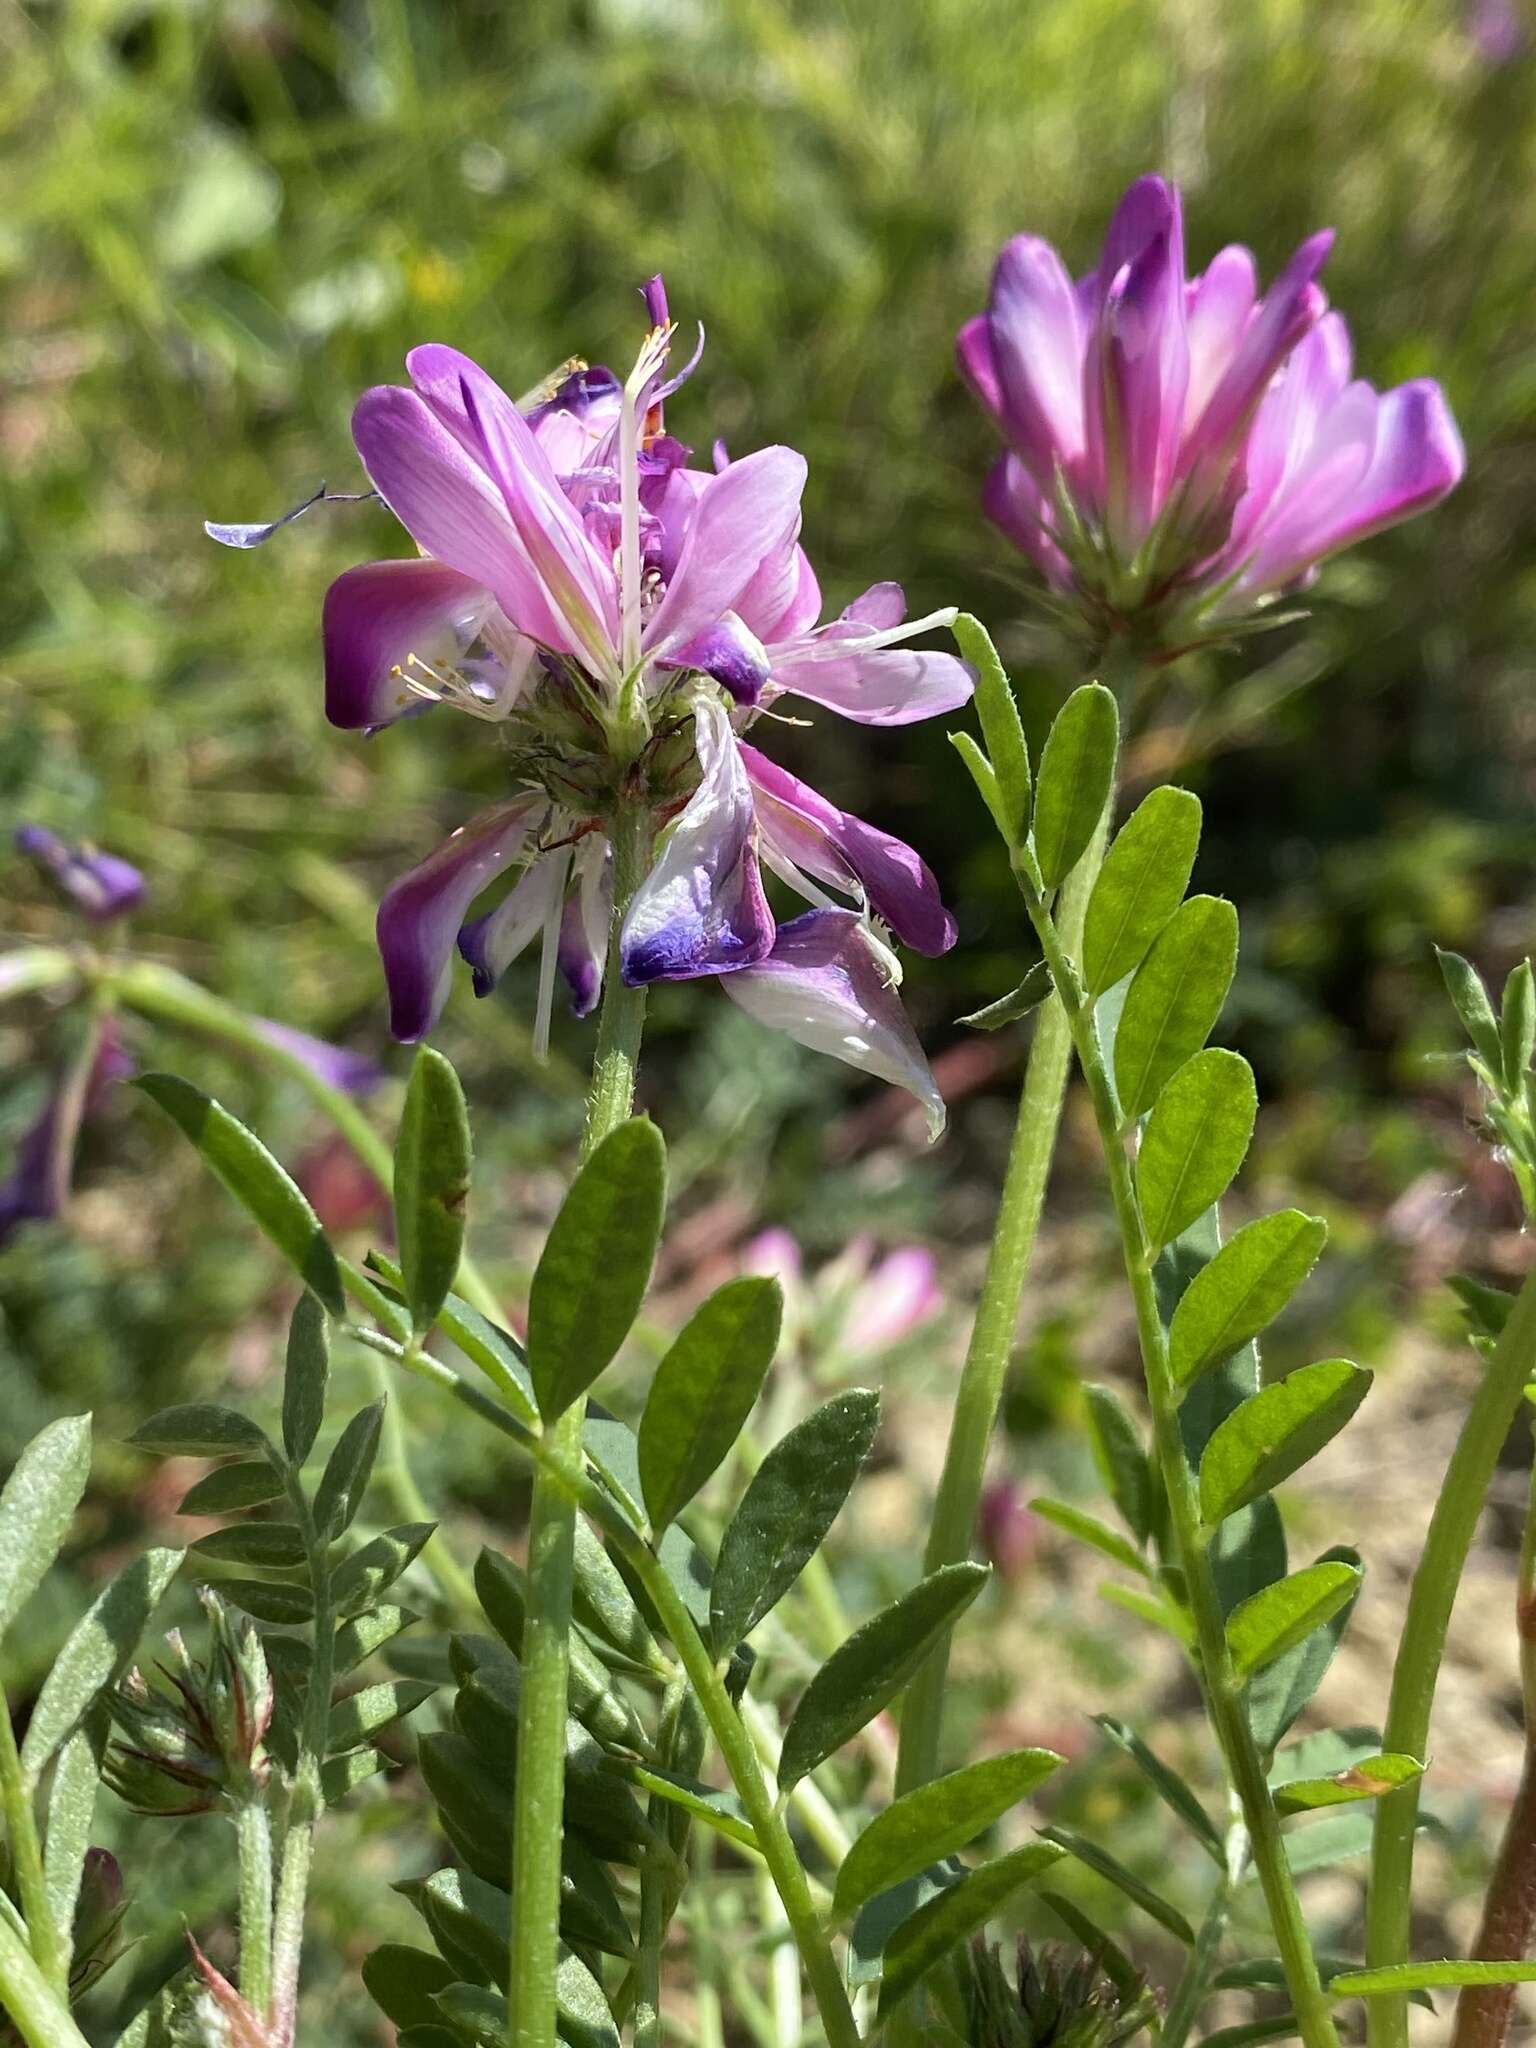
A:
[878,1843,1065,2011]
[1032,683,1118,889]
[1081,786,1203,996]
[1113,895,1238,1119]
[1226,1561,1363,1680]
[1170,1210,1328,1388]
[638,1277,781,1530]
[395,1048,472,1337]
[1136,1049,1256,1251]
[1200,1361,1372,1523]
[0,1415,93,1642]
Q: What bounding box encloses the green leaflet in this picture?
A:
[638,1276,781,1530]
[395,1047,472,1336]
[1169,1210,1328,1388]
[1225,1561,1363,1680]
[1136,1049,1257,1251]
[953,613,1031,843]
[834,1748,1062,1921]
[1199,1360,1372,1523]
[1081,785,1203,995]
[282,1290,331,1466]
[1112,895,1238,1119]
[313,1402,385,1537]
[526,1119,666,1420]
[1032,683,1119,889]
[135,1073,344,1313]
[0,1415,93,1641]
[877,1843,1065,2012]
[711,1389,880,1652]
[778,1563,988,1791]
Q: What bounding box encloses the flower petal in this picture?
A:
[16,827,145,923]
[1180,228,1334,474]
[557,835,613,1018]
[1183,245,1258,433]
[644,447,808,658]
[981,453,1074,587]
[457,851,568,999]
[620,697,774,984]
[741,745,957,955]
[375,797,545,1041]
[841,582,906,630]
[249,1019,386,1097]
[766,630,974,727]
[719,909,946,1139]
[659,612,772,704]
[983,235,1088,494]
[321,558,492,730]
[1100,222,1189,551]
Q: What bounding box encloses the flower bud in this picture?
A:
[15,825,145,923]
[69,1849,128,1999]
[106,1591,273,1816]
[969,1938,1158,2048]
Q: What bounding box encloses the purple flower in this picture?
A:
[320,280,970,1126]
[961,177,1465,648]
[0,1021,135,1249]
[16,826,145,923]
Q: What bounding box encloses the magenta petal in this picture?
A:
[352,385,575,653]
[956,314,1004,419]
[376,798,544,1041]
[985,235,1088,494]
[322,558,490,729]
[981,453,1073,588]
[644,446,808,657]
[718,909,945,1139]
[841,582,906,630]
[1100,224,1190,551]
[736,544,821,643]
[768,638,974,727]
[1184,245,1258,431]
[249,1019,385,1097]
[659,612,772,704]
[1092,176,1183,300]
[1181,228,1334,471]
[742,745,958,955]
[620,698,774,984]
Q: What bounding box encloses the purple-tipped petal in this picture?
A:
[620,698,774,984]
[557,835,613,1019]
[659,612,771,704]
[352,384,577,655]
[718,909,946,1139]
[956,314,1004,418]
[375,797,544,1041]
[457,851,567,999]
[741,745,958,955]
[1089,176,1183,304]
[248,1019,386,1097]
[16,827,145,924]
[321,558,492,730]
[410,345,620,670]
[644,447,808,658]
[984,235,1088,494]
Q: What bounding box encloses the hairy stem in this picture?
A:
[895,815,1109,1798]
[1162,1804,1249,2048]
[1367,1263,1536,2048]
[0,1699,65,1993]
[235,1798,274,2019]
[1019,857,1341,2048]
[509,799,651,2048]
[0,1915,90,2048]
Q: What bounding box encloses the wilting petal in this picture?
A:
[16,826,145,924]
[741,745,957,955]
[409,345,621,673]
[376,797,544,1041]
[644,447,808,658]
[248,1019,385,1097]
[659,612,771,704]
[1229,378,1466,601]
[557,835,613,1018]
[719,909,945,1139]
[767,626,974,728]
[621,697,773,984]
[322,559,491,729]
[457,850,567,998]
[984,235,1088,493]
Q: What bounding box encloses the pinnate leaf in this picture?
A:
[132,1405,271,1459]
[954,614,1031,843]
[1272,1752,1423,1815]
[1113,895,1238,1119]
[1038,1824,1195,1942]
[177,1463,285,1515]
[1200,1360,1372,1523]
[1226,1561,1363,1680]
[314,1402,385,1536]
[282,1291,330,1466]
[1170,1210,1328,1387]
[395,1048,472,1336]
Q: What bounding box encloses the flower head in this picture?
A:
[313,279,971,1128]
[105,1590,273,1816]
[961,177,1465,653]
[969,1938,1158,2048]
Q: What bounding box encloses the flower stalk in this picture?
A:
[1367,1262,1536,2048]
[508,795,652,2048]
[1014,847,1342,2048]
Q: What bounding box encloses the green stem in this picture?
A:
[634,1674,687,2048]
[0,1698,65,1993]
[0,1915,90,2048]
[1161,1806,1248,2048]
[895,810,1109,1798]
[268,1474,336,2044]
[364,1350,479,1621]
[509,799,651,2048]
[0,949,79,1007]
[1019,858,1340,2048]
[235,1798,274,2019]
[1367,1262,1536,2048]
